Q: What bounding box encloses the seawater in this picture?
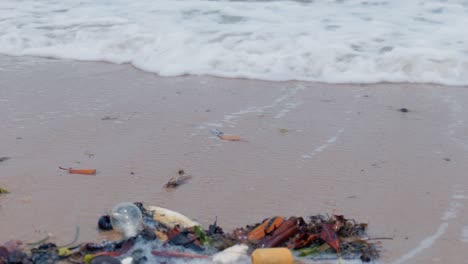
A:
[1,0,467,85]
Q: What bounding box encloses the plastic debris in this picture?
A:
[219,135,242,141]
[247,216,284,242]
[165,169,192,189]
[110,203,143,238]
[211,129,242,141]
[2,203,382,263]
[59,167,96,175]
[0,187,9,194]
[212,244,249,264]
[251,248,293,264]
[144,205,200,229]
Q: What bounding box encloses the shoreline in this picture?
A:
[1,56,468,263]
[2,54,467,87]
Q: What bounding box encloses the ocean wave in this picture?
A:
[1,0,467,85]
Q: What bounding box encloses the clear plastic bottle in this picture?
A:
[110,202,142,238]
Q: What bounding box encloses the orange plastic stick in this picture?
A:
[248,217,284,242]
[219,135,241,141]
[59,167,96,175]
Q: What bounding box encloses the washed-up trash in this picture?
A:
[59,167,96,175]
[212,244,249,264]
[247,216,284,242]
[165,169,193,189]
[258,217,299,248]
[219,135,242,141]
[5,203,382,263]
[98,215,113,231]
[166,225,205,252]
[151,250,209,259]
[251,248,293,264]
[110,203,143,238]
[0,187,9,194]
[211,129,242,141]
[0,157,10,163]
[144,205,200,229]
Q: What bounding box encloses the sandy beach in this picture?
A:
[1,55,468,263]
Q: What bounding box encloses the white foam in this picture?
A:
[274,102,302,119]
[1,0,467,85]
[441,201,461,221]
[444,95,468,151]
[201,84,302,129]
[392,186,466,263]
[303,129,344,158]
[462,226,468,242]
[391,223,449,264]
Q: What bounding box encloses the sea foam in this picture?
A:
[1,0,467,85]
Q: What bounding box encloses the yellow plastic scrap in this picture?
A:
[58,247,71,257]
[84,254,96,264]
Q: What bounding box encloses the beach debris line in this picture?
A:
[59,167,96,175]
[164,169,193,189]
[0,202,382,263]
[211,129,243,141]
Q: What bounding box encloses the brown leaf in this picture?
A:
[292,233,319,249]
[320,223,340,252]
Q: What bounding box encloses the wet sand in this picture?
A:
[1,55,468,263]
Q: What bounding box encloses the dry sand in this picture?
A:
[1,55,468,263]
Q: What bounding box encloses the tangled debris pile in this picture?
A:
[0,202,381,263]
